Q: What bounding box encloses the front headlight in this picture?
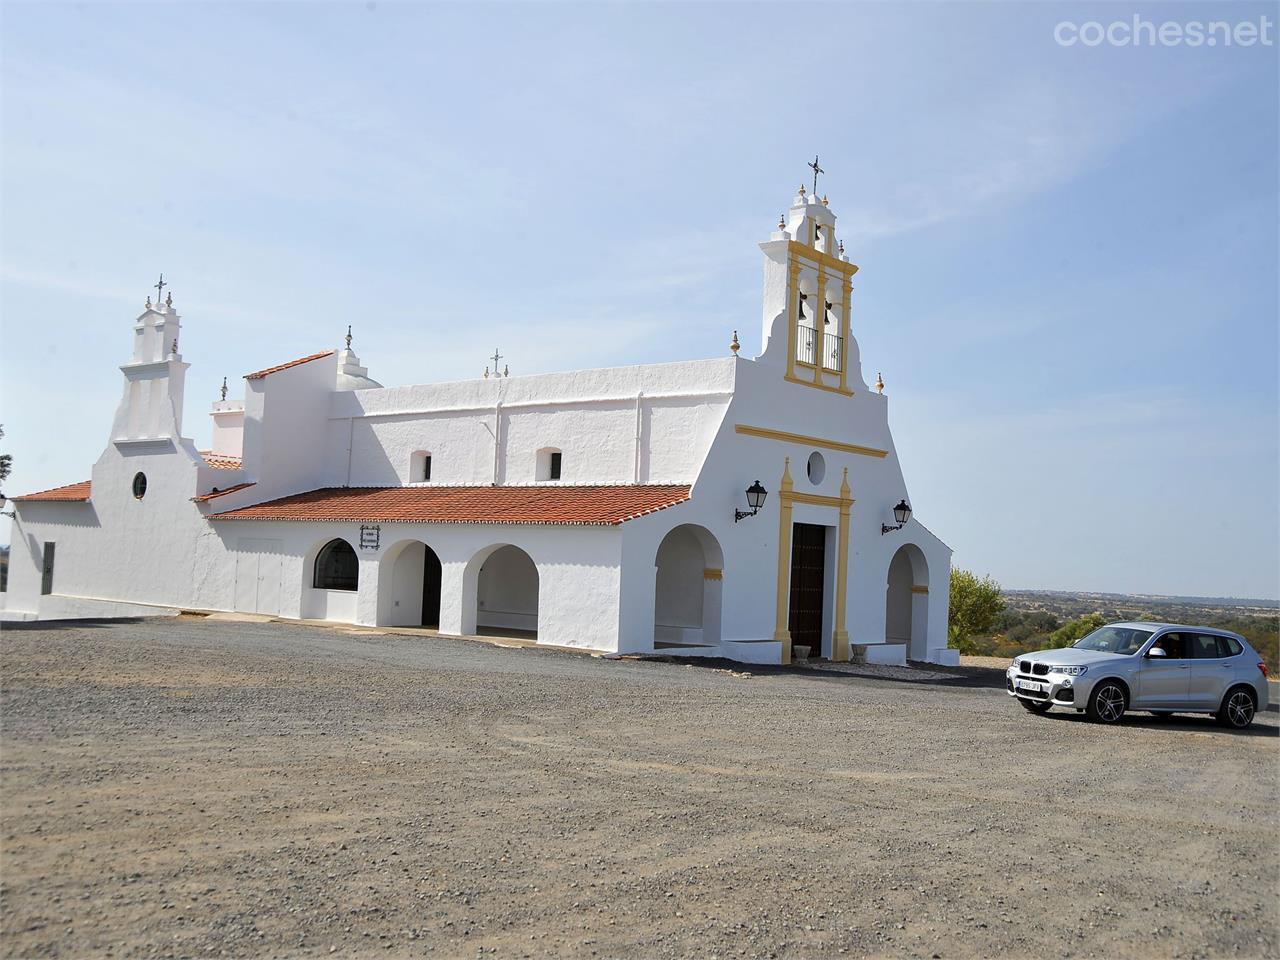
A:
[1053,664,1088,676]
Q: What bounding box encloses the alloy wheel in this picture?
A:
[1096,684,1125,723]
[1226,691,1255,728]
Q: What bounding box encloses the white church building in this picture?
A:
[3,184,955,666]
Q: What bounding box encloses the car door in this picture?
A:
[1188,634,1233,709]
[1136,632,1191,707]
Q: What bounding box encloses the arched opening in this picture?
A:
[468,544,538,639]
[653,524,724,650]
[314,538,358,591]
[377,539,443,628]
[303,537,360,622]
[885,544,929,661]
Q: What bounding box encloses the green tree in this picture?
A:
[949,568,1005,654]
[1043,613,1107,649]
[0,425,10,490]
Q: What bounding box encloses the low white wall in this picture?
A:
[301,587,359,622]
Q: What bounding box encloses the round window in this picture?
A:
[132,472,148,499]
[806,451,826,485]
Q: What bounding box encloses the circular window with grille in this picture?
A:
[132,472,148,499]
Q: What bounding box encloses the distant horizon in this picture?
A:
[1001,585,1279,606]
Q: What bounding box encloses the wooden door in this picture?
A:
[788,523,826,656]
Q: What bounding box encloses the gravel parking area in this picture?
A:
[2,617,1277,959]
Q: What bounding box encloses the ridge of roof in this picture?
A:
[244,351,334,381]
[11,480,92,502]
[192,482,257,503]
[200,451,244,470]
[209,484,692,526]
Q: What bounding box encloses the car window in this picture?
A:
[1150,633,1188,659]
[1075,626,1152,654]
[1220,636,1243,657]
[1191,634,1224,659]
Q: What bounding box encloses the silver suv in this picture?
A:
[1006,621,1270,728]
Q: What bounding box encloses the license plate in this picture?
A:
[1015,679,1043,693]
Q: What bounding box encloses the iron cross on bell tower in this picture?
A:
[808,155,824,196]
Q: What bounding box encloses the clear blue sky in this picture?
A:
[2,2,1276,600]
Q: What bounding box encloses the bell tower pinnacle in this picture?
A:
[109,279,190,443]
[757,171,864,396]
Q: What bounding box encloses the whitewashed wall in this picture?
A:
[324,360,736,488]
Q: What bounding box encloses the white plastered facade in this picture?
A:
[4,188,955,665]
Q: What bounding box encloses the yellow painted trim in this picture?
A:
[774,458,795,659]
[787,240,859,279]
[703,568,723,581]
[773,458,856,666]
[783,374,855,396]
[789,490,850,508]
[911,585,929,594]
[833,467,852,662]
[839,274,853,394]
[813,270,828,387]
[734,424,888,459]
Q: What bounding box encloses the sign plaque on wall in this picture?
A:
[359,524,381,551]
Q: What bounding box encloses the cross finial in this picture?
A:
[808,155,824,196]
[490,347,503,370]
[220,376,228,401]
[345,325,353,349]
[154,273,166,303]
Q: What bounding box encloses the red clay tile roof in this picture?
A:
[200,451,243,470]
[244,351,333,380]
[192,482,257,503]
[12,480,92,502]
[209,484,692,525]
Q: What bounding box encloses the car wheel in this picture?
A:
[1020,698,1052,714]
[1217,687,1256,730]
[1087,681,1127,724]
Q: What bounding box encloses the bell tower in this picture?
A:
[758,179,862,396]
[109,277,190,443]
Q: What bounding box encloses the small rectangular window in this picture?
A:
[423,455,432,482]
[41,542,55,596]
[549,451,562,481]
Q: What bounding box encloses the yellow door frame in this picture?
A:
[772,457,854,664]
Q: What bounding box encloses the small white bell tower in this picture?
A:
[109,276,190,443]
[757,167,863,396]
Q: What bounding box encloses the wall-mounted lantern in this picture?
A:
[881,499,911,535]
[734,480,768,523]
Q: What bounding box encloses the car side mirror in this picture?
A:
[1147,647,1167,658]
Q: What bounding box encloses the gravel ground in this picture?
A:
[2,617,1276,960]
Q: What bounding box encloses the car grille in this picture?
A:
[1017,660,1051,677]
